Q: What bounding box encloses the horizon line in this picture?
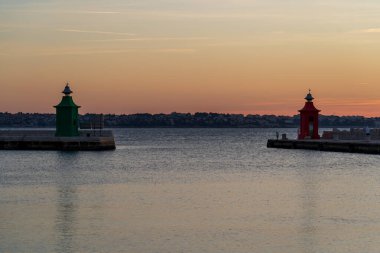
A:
[1,111,380,118]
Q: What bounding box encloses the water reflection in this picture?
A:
[55,183,78,253]
[300,175,318,253]
[54,152,79,253]
[298,153,323,253]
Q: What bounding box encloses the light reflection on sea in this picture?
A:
[1,128,380,253]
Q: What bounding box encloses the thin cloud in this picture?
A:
[352,28,380,33]
[206,41,254,47]
[320,98,380,107]
[70,11,121,14]
[9,48,198,56]
[125,9,283,20]
[0,24,48,29]
[46,49,136,56]
[154,48,196,53]
[86,37,210,42]
[58,29,135,36]
[0,9,121,14]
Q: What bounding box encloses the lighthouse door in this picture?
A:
[309,116,314,137]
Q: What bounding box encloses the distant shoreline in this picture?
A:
[1,112,379,128]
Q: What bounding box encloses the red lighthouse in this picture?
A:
[298,90,320,139]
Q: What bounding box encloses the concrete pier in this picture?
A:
[0,130,116,151]
[267,139,380,154]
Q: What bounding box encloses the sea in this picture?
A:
[1,128,380,253]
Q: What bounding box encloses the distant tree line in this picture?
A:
[0,112,379,128]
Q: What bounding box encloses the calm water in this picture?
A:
[1,128,380,253]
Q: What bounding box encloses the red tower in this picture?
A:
[298,90,320,139]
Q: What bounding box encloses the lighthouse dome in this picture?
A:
[62,83,73,96]
[305,90,314,102]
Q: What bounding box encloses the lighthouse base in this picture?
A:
[0,130,116,151]
[267,139,380,155]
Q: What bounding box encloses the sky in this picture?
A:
[1,0,380,116]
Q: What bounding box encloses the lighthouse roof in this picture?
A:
[54,96,80,108]
[54,83,80,108]
[299,102,320,112]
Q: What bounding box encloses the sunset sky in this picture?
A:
[1,0,380,115]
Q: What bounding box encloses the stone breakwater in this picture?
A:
[267,139,380,154]
[0,130,116,151]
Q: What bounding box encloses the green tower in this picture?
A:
[54,83,81,137]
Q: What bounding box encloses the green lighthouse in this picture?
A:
[54,83,81,137]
